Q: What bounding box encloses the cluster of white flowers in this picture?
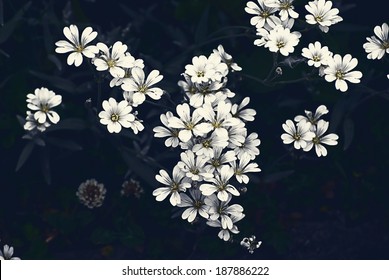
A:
[281,105,339,157]
[301,42,363,92]
[23,87,62,133]
[152,46,261,241]
[55,24,164,134]
[0,241,20,260]
[76,178,107,209]
[246,1,363,92]
[363,22,389,79]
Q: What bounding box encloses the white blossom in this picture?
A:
[26,87,62,124]
[281,119,315,149]
[264,25,300,56]
[245,0,278,28]
[98,98,136,133]
[363,23,389,60]
[230,153,261,184]
[153,112,180,148]
[301,41,333,68]
[305,0,343,33]
[303,120,339,156]
[177,188,210,222]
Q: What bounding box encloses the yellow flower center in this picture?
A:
[111,113,120,122]
[335,70,345,80]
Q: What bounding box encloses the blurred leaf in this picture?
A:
[46,118,87,132]
[330,96,347,132]
[15,141,34,171]
[48,54,62,71]
[0,1,31,44]
[343,118,354,151]
[195,4,210,44]
[46,137,83,151]
[42,150,51,185]
[119,147,157,187]
[29,70,78,94]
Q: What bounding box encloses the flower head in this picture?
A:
[26,87,62,124]
[305,0,343,33]
[98,98,136,134]
[324,54,363,92]
[302,41,333,68]
[240,235,262,254]
[281,119,315,149]
[177,188,210,222]
[76,179,106,209]
[55,24,99,67]
[264,26,300,56]
[0,243,20,260]
[294,105,329,131]
[121,179,144,198]
[264,0,299,21]
[363,23,389,60]
[303,120,339,156]
[245,0,279,28]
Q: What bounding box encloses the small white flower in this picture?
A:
[303,120,339,157]
[294,104,329,131]
[177,150,212,182]
[153,166,191,206]
[26,87,62,124]
[153,111,180,148]
[200,165,240,201]
[324,54,363,92]
[185,54,228,84]
[23,110,51,132]
[55,24,99,67]
[240,235,262,254]
[207,214,244,241]
[177,188,210,222]
[305,0,343,33]
[234,132,261,160]
[230,153,261,184]
[109,53,144,87]
[245,0,278,28]
[264,0,299,21]
[93,41,134,78]
[0,244,20,260]
[281,119,315,149]
[192,134,229,159]
[264,26,300,56]
[231,97,256,122]
[167,103,211,142]
[121,68,164,107]
[205,194,244,229]
[301,41,333,68]
[98,98,135,133]
[213,45,242,72]
[363,23,389,60]
[76,179,106,209]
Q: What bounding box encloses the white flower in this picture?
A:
[26,87,62,124]
[205,194,244,229]
[167,103,211,142]
[200,165,240,201]
[240,235,262,254]
[234,132,261,160]
[231,97,256,122]
[207,214,244,241]
[153,166,191,206]
[227,122,247,147]
[303,120,338,157]
[230,154,261,184]
[205,148,237,174]
[0,244,20,260]
[109,53,144,87]
[305,0,343,33]
[264,0,299,21]
[121,68,164,107]
[213,45,242,71]
[187,80,224,108]
[324,54,363,92]
[245,0,278,28]
[153,112,180,148]
[177,150,212,182]
[192,134,229,159]
[98,98,135,133]
[264,26,300,56]
[76,179,106,209]
[184,54,228,84]
[301,41,333,68]
[294,104,329,131]
[199,101,241,138]
[93,41,134,78]
[281,119,315,149]
[363,23,389,60]
[23,110,51,132]
[177,188,210,222]
[55,24,99,67]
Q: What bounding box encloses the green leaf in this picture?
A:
[15,141,34,171]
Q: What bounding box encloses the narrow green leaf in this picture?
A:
[15,141,34,171]
[0,1,31,44]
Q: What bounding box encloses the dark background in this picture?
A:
[0,0,388,259]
